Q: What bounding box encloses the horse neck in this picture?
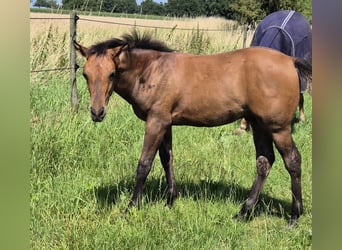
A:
[114,49,163,103]
[130,49,163,69]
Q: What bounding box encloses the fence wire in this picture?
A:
[30,17,72,20]
[30,67,74,73]
[80,17,227,32]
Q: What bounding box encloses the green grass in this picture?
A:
[30,71,312,249]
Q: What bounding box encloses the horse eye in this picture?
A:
[109,71,116,80]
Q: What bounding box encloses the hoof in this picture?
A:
[233,213,246,222]
[165,203,173,209]
[233,212,254,222]
[234,205,254,222]
[286,219,298,229]
[124,206,132,214]
[125,200,138,213]
[165,199,174,208]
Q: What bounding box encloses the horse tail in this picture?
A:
[294,57,312,95]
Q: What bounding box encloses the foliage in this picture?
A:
[205,0,235,18]
[55,0,312,23]
[34,0,58,8]
[229,0,265,25]
[109,0,138,14]
[165,0,205,17]
[229,0,312,25]
[164,0,236,18]
[62,0,138,13]
[259,0,312,22]
[140,0,165,16]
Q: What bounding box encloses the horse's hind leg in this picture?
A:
[239,123,275,218]
[159,127,178,207]
[299,93,305,121]
[272,128,303,227]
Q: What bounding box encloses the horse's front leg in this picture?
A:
[159,126,178,207]
[128,115,170,209]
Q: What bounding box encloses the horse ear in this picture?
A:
[74,41,89,57]
[112,44,129,69]
[111,44,128,58]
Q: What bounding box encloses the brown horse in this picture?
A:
[74,31,311,227]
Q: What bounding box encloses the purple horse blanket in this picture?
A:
[251,10,312,92]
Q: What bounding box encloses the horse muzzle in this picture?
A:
[90,106,106,122]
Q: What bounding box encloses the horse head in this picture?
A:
[74,41,128,122]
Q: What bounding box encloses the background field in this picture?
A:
[30,13,312,249]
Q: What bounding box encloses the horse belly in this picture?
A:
[171,98,244,127]
[170,70,246,126]
[172,112,241,127]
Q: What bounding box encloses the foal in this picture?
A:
[75,31,311,227]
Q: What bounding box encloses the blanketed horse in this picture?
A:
[74,31,311,227]
[237,10,312,134]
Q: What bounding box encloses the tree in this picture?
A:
[62,0,137,13]
[165,0,207,17]
[110,0,138,13]
[34,0,58,8]
[62,0,83,10]
[60,0,311,22]
[229,0,264,48]
[205,0,235,19]
[140,0,164,15]
[259,0,312,22]
[164,0,237,19]
[229,0,264,25]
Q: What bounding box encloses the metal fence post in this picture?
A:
[70,11,79,113]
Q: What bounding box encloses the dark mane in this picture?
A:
[88,30,174,56]
[88,38,125,56]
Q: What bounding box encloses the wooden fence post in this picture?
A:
[242,23,247,48]
[70,11,79,113]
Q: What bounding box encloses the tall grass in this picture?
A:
[30,12,253,74]
[30,13,312,249]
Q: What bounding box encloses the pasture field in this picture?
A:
[30,13,312,249]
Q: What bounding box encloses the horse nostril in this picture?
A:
[90,107,97,117]
[98,107,105,117]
